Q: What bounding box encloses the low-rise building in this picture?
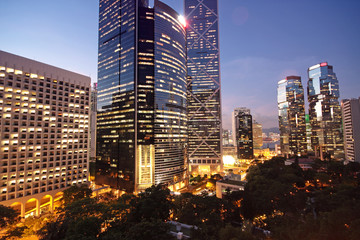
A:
[216,172,246,198]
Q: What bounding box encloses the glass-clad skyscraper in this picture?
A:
[232,108,253,159]
[307,63,343,160]
[252,121,263,149]
[277,76,307,156]
[96,0,187,192]
[185,0,222,175]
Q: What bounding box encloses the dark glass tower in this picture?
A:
[308,63,343,160]
[233,108,254,159]
[185,0,222,175]
[96,0,187,192]
[277,76,307,156]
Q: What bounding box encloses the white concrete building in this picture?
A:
[216,172,245,199]
[0,50,91,217]
[342,98,360,163]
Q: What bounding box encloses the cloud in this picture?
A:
[221,56,318,129]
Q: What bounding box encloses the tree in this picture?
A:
[127,185,172,222]
[124,220,174,240]
[242,157,306,220]
[0,204,18,228]
[63,184,92,205]
[38,196,107,240]
[218,224,255,240]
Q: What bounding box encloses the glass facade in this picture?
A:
[96,0,187,192]
[185,0,222,174]
[233,108,253,159]
[153,1,187,185]
[252,121,263,149]
[307,63,343,160]
[277,76,307,156]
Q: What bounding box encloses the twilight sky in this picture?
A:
[1,0,360,129]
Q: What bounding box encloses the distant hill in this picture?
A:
[262,127,279,134]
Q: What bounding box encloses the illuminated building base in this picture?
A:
[135,145,155,192]
[168,180,187,192]
[189,164,221,176]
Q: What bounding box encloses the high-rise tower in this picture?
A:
[96,0,188,192]
[185,0,222,175]
[252,120,263,149]
[277,76,307,156]
[232,108,253,159]
[341,98,360,163]
[308,63,343,160]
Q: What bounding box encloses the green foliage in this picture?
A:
[218,224,255,240]
[128,184,172,222]
[124,219,174,240]
[243,156,360,240]
[0,204,18,228]
[242,158,306,219]
[63,184,93,205]
[38,185,104,240]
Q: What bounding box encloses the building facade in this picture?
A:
[341,98,360,163]
[185,0,222,175]
[89,83,97,181]
[222,129,233,146]
[305,114,312,152]
[252,120,263,149]
[96,0,187,192]
[0,50,90,217]
[277,76,307,156]
[308,63,343,160]
[232,108,253,159]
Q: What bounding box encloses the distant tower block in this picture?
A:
[308,63,343,160]
[277,76,307,157]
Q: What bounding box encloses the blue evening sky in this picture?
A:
[1,0,360,129]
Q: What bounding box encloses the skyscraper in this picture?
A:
[232,108,253,159]
[252,120,263,149]
[185,0,222,175]
[0,50,90,217]
[277,76,307,156]
[305,114,312,152]
[341,98,360,163]
[308,63,343,160]
[89,83,97,181]
[96,0,188,192]
[222,129,231,146]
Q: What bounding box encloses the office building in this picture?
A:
[0,50,90,217]
[308,63,343,160]
[232,108,253,159]
[252,120,263,149]
[305,114,312,152]
[96,0,187,192]
[341,98,360,163]
[277,76,307,156]
[89,83,97,181]
[222,129,233,146]
[185,0,222,175]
